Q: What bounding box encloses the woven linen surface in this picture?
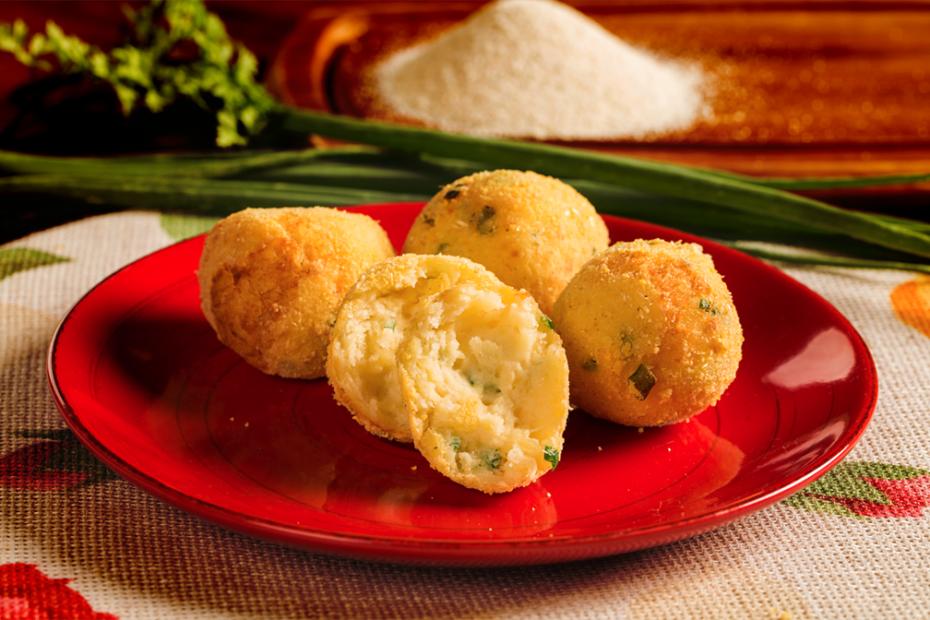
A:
[1,211,928,620]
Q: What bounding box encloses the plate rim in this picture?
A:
[45,203,878,566]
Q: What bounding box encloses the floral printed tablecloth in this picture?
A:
[0,210,928,620]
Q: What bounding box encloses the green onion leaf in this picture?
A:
[544,445,560,470]
[628,364,656,400]
[279,108,930,260]
[482,450,502,470]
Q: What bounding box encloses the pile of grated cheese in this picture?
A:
[374,0,706,140]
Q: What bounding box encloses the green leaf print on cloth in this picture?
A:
[0,247,69,282]
[160,213,219,241]
[783,461,930,518]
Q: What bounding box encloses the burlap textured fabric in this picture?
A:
[1,211,927,620]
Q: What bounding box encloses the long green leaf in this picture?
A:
[570,181,928,263]
[0,174,430,213]
[277,108,930,259]
[0,146,381,178]
[725,242,930,275]
[676,165,930,191]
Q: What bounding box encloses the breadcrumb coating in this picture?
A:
[199,207,395,379]
[403,169,609,316]
[553,239,743,426]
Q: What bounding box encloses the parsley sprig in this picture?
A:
[0,0,277,147]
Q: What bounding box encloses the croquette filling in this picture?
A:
[404,284,567,488]
[333,265,464,438]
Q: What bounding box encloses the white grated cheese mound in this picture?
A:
[374,0,706,140]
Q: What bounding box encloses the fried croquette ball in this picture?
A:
[198,207,395,379]
[402,169,609,316]
[552,239,743,427]
[397,280,570,494]
[326,254,505,442]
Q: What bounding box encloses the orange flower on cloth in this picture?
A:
[891,275,930,338]
[0,563,117,620]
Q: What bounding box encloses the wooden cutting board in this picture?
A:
[267,0,930,203]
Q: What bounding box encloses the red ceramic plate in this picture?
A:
[47,203,877,567]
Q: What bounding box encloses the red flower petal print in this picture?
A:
[858,475,930,518]
[0,442,87,491]
[0,430,119,491]
[783,462,930,519]
[0,563,117,620]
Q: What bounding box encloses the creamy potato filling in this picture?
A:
[328,255,503,442]
[399,282,569,494]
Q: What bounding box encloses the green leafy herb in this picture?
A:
[544,445,560,470]
[483,383,501,395]
[628,364,656,400]
[476,205,496,234]
[482,450,502,470]
[384,320,396,332]
[538,315,554,330]
[0,0,278,147]
[451,436,461,452]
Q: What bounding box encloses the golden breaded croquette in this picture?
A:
[402,170,609,316]
[326,254,505,442]
[552,239,743,427]
[199,207,395,379]
[397,280,570,494]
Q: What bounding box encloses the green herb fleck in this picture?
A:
[476,205,496,234]
[444,188,461,200]
[436,242,450,254]
[699,298,719,315]
[628,364,656,400]
[619,332,635,359]
[451,436,461,452]
[422,214,435,226]
[483,383,501,395]
[482,450,502,470]
[582,357,598,371]
[544,445,560,470]
[538,315,554,330]
[384,320,396,332]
